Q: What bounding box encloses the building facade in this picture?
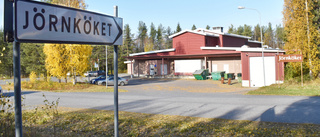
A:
[127,28,285,87]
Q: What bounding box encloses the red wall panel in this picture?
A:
[172,33,205,55]
[222,35,248,47]
[205,36,219,47]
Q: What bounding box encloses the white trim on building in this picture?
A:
[201,47,286,53]
[129,48,176,56]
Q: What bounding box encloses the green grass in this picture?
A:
[247,79,320,96]
[1,108,320,136]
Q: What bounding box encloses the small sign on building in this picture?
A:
[278,55,303,62]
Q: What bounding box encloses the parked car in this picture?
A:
[97,77,128,86]
[90,75,106,84]
[84,70,106,77]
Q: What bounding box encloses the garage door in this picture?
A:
[249,56,276,87]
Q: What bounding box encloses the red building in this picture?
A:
[127,27,285,87]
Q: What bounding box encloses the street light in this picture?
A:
[238,6,266,87]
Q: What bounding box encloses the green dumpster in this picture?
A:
[221,71,226,80]
[212,71,225,80]
[227,73,235,80]
[193,69,207,80]
[202,69,209,77]
[237,73,242,83]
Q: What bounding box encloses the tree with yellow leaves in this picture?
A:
[41,0,87,10]
[66,44,92,84]
[283,0,320,79]
[43,44,69,82]
[44,44,92,83]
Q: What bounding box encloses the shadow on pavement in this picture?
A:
[1,91,38,98]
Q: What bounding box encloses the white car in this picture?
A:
[97,77,128,86]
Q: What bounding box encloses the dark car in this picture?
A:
[90,74,114,84]
[90,75,106,84]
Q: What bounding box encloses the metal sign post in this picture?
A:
[113,6,119,137]
[13,41,23,137]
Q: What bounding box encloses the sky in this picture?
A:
[0,0,284,35]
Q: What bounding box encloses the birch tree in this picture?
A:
[283,0,320,78]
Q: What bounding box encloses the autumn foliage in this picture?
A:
[283,0,320,78]
[43,44,92,81]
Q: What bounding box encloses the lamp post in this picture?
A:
[238,6,266,87]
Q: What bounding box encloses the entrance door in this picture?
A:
[249,56,276,87]
[161,64,167,75]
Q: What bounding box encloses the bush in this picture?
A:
[29,71,37,83]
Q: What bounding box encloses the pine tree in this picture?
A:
[164,26,173,49]
[228,24,236,34]
[176,23,182,33]
[236,25,244,35]
[275,24,285,49]
[242,24,252,37]
[21,43,46,76]
[206,25,210,30]
[0,30,13,77]
[123,24,133,57]
[156,24,164,50]
[149,23,157,50]
[253,24,261,41]
[264,23,275,48]
[191,24,197,30]
[138,21,148,52]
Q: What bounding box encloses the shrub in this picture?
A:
[29,71,37,83]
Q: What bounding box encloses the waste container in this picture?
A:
[212,71,225,80]
[202,69,209,77]
[227,73,235,80]
[193,69,207,80]
[237,73,242,83]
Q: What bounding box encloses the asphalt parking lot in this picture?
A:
[119,75,253,93]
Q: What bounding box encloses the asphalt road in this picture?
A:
[2,77,320,125]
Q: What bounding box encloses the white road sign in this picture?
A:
[15,0,123,45]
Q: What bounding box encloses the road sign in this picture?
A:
[15,0,123,45]
[278,55,303,62]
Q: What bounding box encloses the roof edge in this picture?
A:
[129,48,176,56]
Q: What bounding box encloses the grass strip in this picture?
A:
[1,108,320,136]
[247,79,320,96]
